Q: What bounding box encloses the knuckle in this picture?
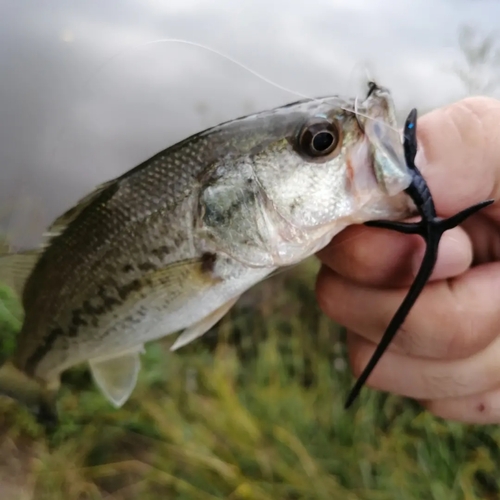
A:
[390,324,420,356]
[460,95,500,114]
[444,96,500,199]
[327,227,378,279]
[442,320,474,359]
[441,283,494,359]
[420,370,462,399]
[450,96,500,138]
[444,315,495,360]
[441,281,471,358]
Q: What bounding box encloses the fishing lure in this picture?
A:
[344,103,495,408]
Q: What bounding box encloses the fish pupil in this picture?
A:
[312,131,334,152]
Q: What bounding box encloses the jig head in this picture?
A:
[344,107,495,409]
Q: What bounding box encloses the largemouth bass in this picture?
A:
[0,84,415,420]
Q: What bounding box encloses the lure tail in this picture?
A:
[344,108,494,408]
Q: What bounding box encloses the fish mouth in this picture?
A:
[356,84,412,197]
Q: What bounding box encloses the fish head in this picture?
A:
[198,85,415,266]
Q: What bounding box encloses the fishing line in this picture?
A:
[3,36,403,249]
[83,38,316,103]
[47,37,402,168]
[46,37,315,167]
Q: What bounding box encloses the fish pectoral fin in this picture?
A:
[89,345,145,408]
[170,296,240,352]
[0,250,41,296]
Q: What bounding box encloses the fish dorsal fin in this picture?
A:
[170,296,240,351]
[0,250,41,296]
[0,181,117,297]
[88,344,145,408]
[43,180,118,244]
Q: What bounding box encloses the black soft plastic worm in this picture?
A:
[344,107,495,409]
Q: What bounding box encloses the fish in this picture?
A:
[0,83,416,424]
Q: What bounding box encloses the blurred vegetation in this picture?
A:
[1,260,500,500]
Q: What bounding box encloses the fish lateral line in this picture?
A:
[344,107,494,409]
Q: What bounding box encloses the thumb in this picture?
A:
[416,96,500,219]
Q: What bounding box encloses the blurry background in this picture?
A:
[1,0,500,247]
[2,1,500,499]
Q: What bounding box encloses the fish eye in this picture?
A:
[297,118,341,159]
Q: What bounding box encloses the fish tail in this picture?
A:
[0,360,58,428]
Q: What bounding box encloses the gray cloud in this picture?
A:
[1,0,499,245]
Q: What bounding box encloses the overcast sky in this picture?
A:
[1,0,500,245]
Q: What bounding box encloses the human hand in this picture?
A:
[315,96,500,424]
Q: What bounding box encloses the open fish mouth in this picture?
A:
[357,83,413,197]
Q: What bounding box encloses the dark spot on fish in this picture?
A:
[71,309,88,329]
[81,301,92,315]
[82,300,106,316]
[151,246,170,259]
[104,296,120,309]
[68,298,116,338]
[201,252,217,273]
[97,286,122,309]
[138,261,157,272]
[26,327,65,375]
[478,403,486,413]
[117,279,142,301]
[129,316,144,325]
[122,264,134,273]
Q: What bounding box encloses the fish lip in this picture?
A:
[355,85,412,197]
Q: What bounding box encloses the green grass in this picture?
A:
[1,259,499,499]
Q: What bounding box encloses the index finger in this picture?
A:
[415,96,500,217]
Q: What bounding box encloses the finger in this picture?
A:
[416,96,500,218]
[317,223,473,287]
[316,262,500,360]
[423,388,500,425]
[346,329,500,401]
[461,212,500,264]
